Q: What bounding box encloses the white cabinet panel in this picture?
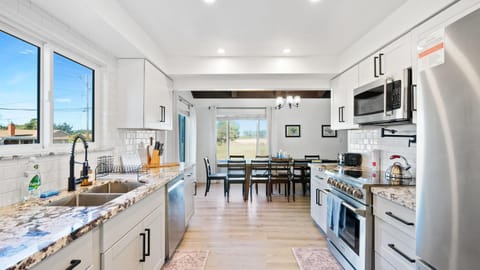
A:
[331,66,359,130]
[310,168,328,233]
[117,59,172,130]
[141,207,165,270]
[184,166,196,225]
[32,230,97,270]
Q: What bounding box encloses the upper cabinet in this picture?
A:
[331,65,360,130]
[358,33,412,87]
[117,59,173,130]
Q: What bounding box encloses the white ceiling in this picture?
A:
[29,0,408,75]
[118,0,406,57]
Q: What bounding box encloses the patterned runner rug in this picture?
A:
[163,250,209,270]
[292,247,343,270]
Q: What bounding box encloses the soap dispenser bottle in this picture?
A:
[25,158,41,200]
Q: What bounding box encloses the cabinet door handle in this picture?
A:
[388,243,416,263]
[65,259,81,270]
[318,189,322,206]
[385,211,415,226]
[411,84,417,112]
[139,232,146,262]
[145,228,151,256]
[378,53,384,75]
[315,188,319,205]
[338,107,342,123]
[160,106,166,122]
[374,56,379,78]
[340,107,345,122]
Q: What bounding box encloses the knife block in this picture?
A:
[147,149,161,168]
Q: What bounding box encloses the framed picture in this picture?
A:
[322,125,337,138]
[285,125,301,137]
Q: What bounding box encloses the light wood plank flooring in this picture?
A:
[178,182,327,270]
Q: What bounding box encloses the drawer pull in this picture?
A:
[139,232,146,262]
[315,175,324,180]
[145,228,151,256]
[388,243,416,263]
[385,211,414,226]
[66,259,81,270]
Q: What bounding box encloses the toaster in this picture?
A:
[338,153,362,167]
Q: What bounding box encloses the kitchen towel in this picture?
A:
[326,192,344,237]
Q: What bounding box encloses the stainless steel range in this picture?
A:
[324,167,403,270]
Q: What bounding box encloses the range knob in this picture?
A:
[327,178,333,185]
[346,186,354,194]
[341,183,348,191]
[352,189,363,199]
[335,181,342,188]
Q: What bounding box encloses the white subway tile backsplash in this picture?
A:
[348,126,416,174]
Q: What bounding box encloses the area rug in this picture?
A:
[163,250,209,270]
[292,247,343,270]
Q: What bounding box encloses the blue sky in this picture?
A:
[0,31,93,131]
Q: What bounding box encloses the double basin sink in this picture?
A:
[47,182,144,207]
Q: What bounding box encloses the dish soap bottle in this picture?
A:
[25,158,41,200]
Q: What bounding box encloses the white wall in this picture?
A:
[273,99,347,159]
[195,98,348,182]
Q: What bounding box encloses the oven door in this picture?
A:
[326,190,368,270]
[354,68,411,125]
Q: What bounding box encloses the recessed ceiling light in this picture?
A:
[283,48,292,54]
[310,0,323,3]
[204,0,216,4]
[217,48,225,54]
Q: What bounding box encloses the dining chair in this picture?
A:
[292,159,310,201]
[229,154,245,160]
[227,159,247,202]
[249,159,270,202]
[269,160,291,202]
[255,155,270,159]
[203,157,228,197]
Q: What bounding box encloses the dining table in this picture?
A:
[217,157,297,201]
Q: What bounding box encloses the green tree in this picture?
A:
[18,118,37,129]
[216,120,240,143]
[54,122,74,135]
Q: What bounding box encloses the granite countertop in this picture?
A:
[0,164,194,270]
[371,186,416,211]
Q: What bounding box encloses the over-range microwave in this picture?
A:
[353,68,413,125]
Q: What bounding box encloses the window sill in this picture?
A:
[0,146,114,161]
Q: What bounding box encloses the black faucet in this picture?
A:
[68,135,89,191]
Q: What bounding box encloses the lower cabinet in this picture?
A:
[184,166,196,225]
[31,228,100,270]
[101,187,166,270]
[310,168,328,233]
[373,195,416,270]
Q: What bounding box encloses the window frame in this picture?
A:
[0,21,103,155]
[216,118,269,161]
[51,51,95,144]
[0,27,43,153]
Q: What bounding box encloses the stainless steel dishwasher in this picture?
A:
[165,174,185,261]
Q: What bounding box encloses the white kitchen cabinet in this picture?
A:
[358,34,412,88]
[373,195,416,270]
[117,59,173,130]
[32,228,99,270]
[102,187,166,270]
[310,168,329,233]
[330,66,359,130]
[184,166,196,225]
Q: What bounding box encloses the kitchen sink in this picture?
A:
[47,193,121,207]
[85,182,144,194]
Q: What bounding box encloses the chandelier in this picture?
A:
[275,95,301,109]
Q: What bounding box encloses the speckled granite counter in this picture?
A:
[371,186,416,211]
[0,165,193,270]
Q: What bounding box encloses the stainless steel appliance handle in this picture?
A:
[168,179,185,192]
[342,201,366,217]
[388,243,416,263]
[319,189,330,195]
[384,77,394,116]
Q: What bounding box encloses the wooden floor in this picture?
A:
[178,182,327,270]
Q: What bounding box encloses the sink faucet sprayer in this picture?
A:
[68,135,90,191]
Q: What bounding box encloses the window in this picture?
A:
[178,114,186,162]
[53,53,94,143]
[0,31,40,145]
[216,108,268,160]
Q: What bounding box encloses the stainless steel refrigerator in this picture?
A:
[417,7,480,270]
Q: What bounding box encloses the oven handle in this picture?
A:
[320,189,366,217]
